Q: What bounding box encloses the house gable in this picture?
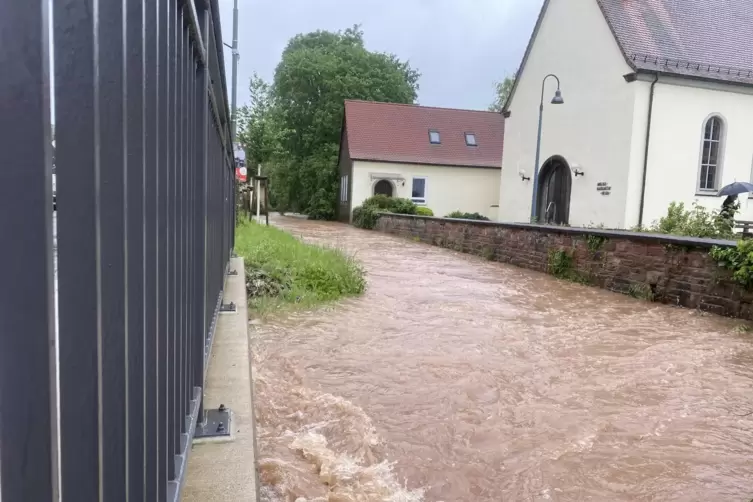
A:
[498,0,639,228]
[505,0,635,113]
[507,0,753,113]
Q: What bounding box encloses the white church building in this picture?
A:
[499,0,753,228]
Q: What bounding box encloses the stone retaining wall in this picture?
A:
[375,213,753,320]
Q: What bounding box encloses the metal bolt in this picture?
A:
[217,422,225,433]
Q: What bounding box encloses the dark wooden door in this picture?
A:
[538,159,571,224]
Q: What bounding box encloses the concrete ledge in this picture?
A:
[183,257,259,502]
[378,212,737,248]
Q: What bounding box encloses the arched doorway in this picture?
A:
[537,156,572,224]
[374,179,393,197]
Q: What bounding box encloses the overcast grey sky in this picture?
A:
[216,0,543,111]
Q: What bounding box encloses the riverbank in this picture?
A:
[234,220,366,316]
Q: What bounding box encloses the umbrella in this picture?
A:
[717,182,753,197]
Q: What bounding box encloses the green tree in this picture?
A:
[237,73,275,170]
[268,25,420,219]
[489,71,516,112]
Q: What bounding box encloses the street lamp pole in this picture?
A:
[230,0,239,141]
[531,73,564,222]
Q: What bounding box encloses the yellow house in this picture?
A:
[337,100,504,222]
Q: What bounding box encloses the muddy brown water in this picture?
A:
[252,215,753,502]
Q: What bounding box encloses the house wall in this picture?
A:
[337,130,353,222]
[351,160,501,219]
[623,79,653,228]
[641,78,753,225]
[499,0,637,228]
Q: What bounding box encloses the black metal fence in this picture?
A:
[0,0,235,500]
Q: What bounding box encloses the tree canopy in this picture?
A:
[488,71,517,112]
[237,26,420,219]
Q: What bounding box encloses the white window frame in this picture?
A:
[697,114,726,194]
[428,129,441,144]
[411,176,427,205]
[465,132,477,146]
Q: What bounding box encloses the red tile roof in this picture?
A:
[597,0,753,86]
[343,100,504,169]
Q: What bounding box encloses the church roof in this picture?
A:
[505,0,753,112]
[597,0,753,86]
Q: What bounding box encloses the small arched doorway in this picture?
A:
[374,179,393,197]
[537,156,572,224]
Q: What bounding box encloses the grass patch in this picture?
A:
[548,249,574,279]
[628,282,655,301]
[547,249,590,284]
[586,234,607,253]
[235,220,366,315]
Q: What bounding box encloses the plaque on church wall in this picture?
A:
[596,182,611,196]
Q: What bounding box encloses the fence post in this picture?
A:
[144,0,160,498]
[126,0,147,497]
[157,0,171,495]
[0,2,57,501]
[194,7,210,423]
[98,0,129,497]
[54,0,103,498]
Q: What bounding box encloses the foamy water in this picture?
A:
[251,215,753,501]
[254,342,424,501]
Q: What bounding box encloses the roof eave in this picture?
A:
[501,0,551,114]
[633,67,753,90]
[350,157,502,170]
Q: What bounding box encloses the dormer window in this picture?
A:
[429,130,441,144]
[465,132,477,146]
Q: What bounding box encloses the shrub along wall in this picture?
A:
[375,213,753,320]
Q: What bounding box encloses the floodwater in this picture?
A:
[252,215,753,502]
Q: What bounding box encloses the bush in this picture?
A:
[445,211,491,221]
[352,205,380,229]
[416,207,434,216]
[649,201,734,239]
[389,198,418,215]
[362,194,395,210]
[710,240,753,290]
[361,195,417,215]
[235,220,365,314]
[352,196,418,229]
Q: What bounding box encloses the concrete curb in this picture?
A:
[183,257,260,501]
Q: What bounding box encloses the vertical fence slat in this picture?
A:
[126,0,146,498]
[194,7,210,419]
[181,24,190,428]
[187,46,196,420]
[177,14,186,444]
[143,0,159,497]
[157,0,170,494]
[0,1,56,500]
[167,0,179,475]
[54,0,102,497]
[98,0,129,496]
